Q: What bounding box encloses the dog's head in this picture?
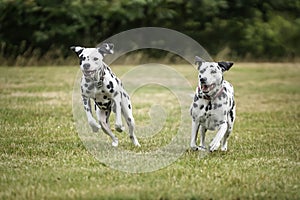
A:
[195,56,233,97]
[70,43,114,78]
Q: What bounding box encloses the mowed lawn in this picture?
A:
[0,63,299,199]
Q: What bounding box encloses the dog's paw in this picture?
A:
[191,145,206,151]
[112,138,118,147]
[89,120,101,132]
[209,141,220,152]
[221,144,228,151]
[130,136,141,147]
[220,141,228,151]
[115,124,125,132]
[134,141,141,147]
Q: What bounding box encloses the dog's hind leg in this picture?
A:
[98,109,118,147]
[221,102,236,151]
[122,99,140,147]
[221,130,230,151]
[113,95,125,132]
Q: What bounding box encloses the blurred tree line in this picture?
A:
[0,0,299,65]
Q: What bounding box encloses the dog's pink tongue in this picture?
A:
[202,85,208,91]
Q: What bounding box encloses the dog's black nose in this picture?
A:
[200,77,207,83]
[83,63,90,69]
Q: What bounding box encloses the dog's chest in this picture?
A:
[191,94,230,130]
[80,69,122,100]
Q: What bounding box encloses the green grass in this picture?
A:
[0,63,299,199]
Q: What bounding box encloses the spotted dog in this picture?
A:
[71,43,140,147]
[190,56,236,152]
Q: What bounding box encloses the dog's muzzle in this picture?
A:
[201,83,216,93]
[83,70,97,77]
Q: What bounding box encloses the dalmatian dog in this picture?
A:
[190,56,236,152]
[70,43,140,147]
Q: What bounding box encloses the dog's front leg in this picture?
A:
[209,123,228,152]
[190,119,200,150]
[113,95,125,132]
[82,96,101,132]
[199,126,207,150]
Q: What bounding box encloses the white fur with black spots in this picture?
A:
[71,43,140,147]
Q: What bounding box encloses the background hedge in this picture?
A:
[0,0,299,65]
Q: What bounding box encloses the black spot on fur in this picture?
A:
[109,89,114,93]
[229,100,235,122]
[218,95,222,101]
[206,101,212,111]
[194,95,199,102]
[200,105,204,110]
[128,104,131,109]
[88,84,94,90]
[199,67,207,74]
[213,103,218,109]
[128,117,132,122]
[83,99,87,105]
[222,92,226,98]
[219,120,225,125]
[114,91,118,97]
[211,69,217,74]
[123,92,127,98]
[193,103,198,108]
[84,83,88,87]
[109,81,114,89]
[115,78,119,85]
[213,103,223,109]
[103,95,107,99]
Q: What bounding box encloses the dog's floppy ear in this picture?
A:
[195,56,205,65]
[218,61,234,72]
[70,46,84,56]
[195,56,205,70]
[98,43,114,55]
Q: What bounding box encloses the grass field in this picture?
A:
[0,63,299,199]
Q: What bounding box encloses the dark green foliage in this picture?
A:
[0,0,299,64]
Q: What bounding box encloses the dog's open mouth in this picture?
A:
[201,83,216,93]
[83,70,96,77]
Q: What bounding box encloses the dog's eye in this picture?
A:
[93,57,99,61]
